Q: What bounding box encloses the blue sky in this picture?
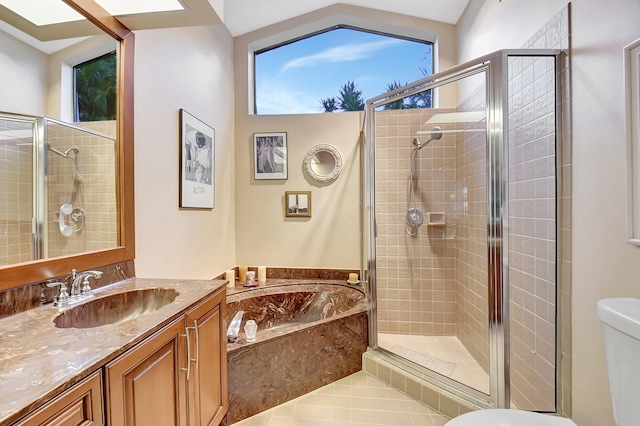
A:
[255,28,433,115]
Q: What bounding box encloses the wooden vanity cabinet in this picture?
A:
[104,288,227,426]
[14,371,103,426]
[185,290,228,426]
[105,318,188,426]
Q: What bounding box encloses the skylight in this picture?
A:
[0,0,184,26]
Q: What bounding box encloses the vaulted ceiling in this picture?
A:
[221,0,471,36]
[0,0,471,53]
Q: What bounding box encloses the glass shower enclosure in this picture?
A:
[0,112,118,267]
[364,49,563,411]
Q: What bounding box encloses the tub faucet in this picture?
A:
[227,310,244,343]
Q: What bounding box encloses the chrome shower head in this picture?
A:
[412,126,443,150]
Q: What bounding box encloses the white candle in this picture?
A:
[349,273,359,282]
[258,266,267,283]
[239,265,248,282]
[225,269,235,288]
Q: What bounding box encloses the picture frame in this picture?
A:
[625,38,640,245]
[253,132,288,180]
[179,109,215,209]
[285,191,311,218]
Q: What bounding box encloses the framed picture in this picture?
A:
[179,109,215,209]
[253,132,287,180]
[285,191,311,218]
[625,38,640,245]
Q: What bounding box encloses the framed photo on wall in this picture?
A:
[253,132,288,180]
[179,109,215,209]
[285,191,311,218]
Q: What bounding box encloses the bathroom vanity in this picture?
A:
[0,278,228,426]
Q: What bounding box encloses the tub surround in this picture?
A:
[224,280,367,424]
[217,266,360,282]
[226,281,366,349]
[0,276,226,425]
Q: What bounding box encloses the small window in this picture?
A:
[254,27,433,115]
[74,51,117,122]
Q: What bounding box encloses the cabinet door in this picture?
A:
[14,371,103,426]
[105,318,187,426]
[186,290,227,426]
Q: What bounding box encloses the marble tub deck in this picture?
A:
[223,279,368,424]
[0,277,227,425]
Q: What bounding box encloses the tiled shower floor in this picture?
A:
[378,334,490,394]
[232,371,449,426]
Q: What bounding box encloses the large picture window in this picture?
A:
[74,51,117,122]
[254,26,433,115]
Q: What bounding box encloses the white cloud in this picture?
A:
[256,87,320,115]
[281,39,404,72]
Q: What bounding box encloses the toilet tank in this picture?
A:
[597,298,640,426]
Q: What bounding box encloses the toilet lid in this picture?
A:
[446,409,577,426]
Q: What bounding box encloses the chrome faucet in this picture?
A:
[47,269,103,308]
[70,269,103,297]
[227,310,244,343]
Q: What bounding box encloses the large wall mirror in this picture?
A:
[0,0,134,290]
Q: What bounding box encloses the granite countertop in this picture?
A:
[0,277,226,426]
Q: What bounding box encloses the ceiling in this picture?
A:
[0,0,471,53]
[221,0,472,37]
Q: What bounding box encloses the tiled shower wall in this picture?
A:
[507,6,570,412]
[453,88,489,374]
[375,108,459,336]
[47,120,117,258]
[0,118,117,266]
[0,119,34,266]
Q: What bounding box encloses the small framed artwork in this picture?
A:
[179,109,215,209]
[253,132,287,180]
[285,191,311,218]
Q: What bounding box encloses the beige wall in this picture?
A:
[459,1,640,425]
[0,31,46,115]
[233,4,459,269]
[134,25,236,280]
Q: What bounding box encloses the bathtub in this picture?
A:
[224,282,368,424]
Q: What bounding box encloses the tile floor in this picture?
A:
[232,371,450,426]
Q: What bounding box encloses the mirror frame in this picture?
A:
[303,144,343,183]
[0,0,135,290]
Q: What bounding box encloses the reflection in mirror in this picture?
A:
[0,0,135,289]
[304,144,343,183]
[0,5,118,267]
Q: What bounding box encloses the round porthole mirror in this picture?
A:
[304,144,342,183]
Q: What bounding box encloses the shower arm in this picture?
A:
[48,144,78,159]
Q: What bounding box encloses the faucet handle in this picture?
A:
[81,277,93,296]
[46,281,69,307]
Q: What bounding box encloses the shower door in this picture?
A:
[365,50,561,411]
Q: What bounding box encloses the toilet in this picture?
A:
[597,297,640,426]
[448,297,640,425]
[445,408,576,425]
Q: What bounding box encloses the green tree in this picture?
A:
[75,53,117,122]
[404,66,433,109]
[338,80,365,111]
[383,81,409,110]
[320,97,339,112]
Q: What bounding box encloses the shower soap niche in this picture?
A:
[427,212,446,227]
